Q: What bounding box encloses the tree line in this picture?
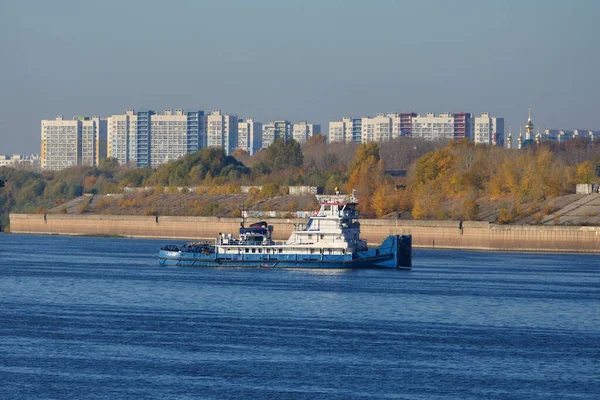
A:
[1,135,599,229]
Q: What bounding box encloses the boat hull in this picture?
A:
[159,235,411,270]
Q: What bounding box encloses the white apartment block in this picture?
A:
[328,119,349,143]
[261,120,291,148]
[360,113,403,143]
[107,109,204,167]
[543,128,600,143]
[328,117,362,143]
[292,121,321,143]
[411,112,456,141]
[0,154,41,168]
[107,109,136,166]
[237,118,262,155]
[206,109,237,155]
[41,115,106,171]
[474,112,504,146]
[261,122,276,149]
[80,116,107,166]
[150,109,188,168]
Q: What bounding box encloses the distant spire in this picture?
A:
[518,127,523,149]
[525,109,534,140]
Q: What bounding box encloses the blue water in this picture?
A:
[0,234,598,399]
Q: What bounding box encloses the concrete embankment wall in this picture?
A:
[9,213,600,253]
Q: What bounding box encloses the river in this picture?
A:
[0,234,598,399]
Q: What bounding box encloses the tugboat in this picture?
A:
[159,191,411,269]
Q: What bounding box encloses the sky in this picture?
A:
[1,0,599,154]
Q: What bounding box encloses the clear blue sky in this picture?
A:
[1,0,598,153]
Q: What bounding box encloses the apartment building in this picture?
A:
[107,109,204,167]
[411,112,474,141]
[261,120,291,148]
[400,112,417,136]
[107,109,136,166]
[292,121,321,143]
[150,109,204,168]
[206,109,237,155]
[41,115,106,171]
[360,113,403,143]
[328,117,362,143]
[474,112,504,146]
[543,129,600,143]
[237,118,262,155]
[0,154,41,169]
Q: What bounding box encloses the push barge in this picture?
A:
[159,192,411,269]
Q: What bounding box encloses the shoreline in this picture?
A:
[9,213,600,254]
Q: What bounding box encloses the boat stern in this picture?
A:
[370,234,412,269]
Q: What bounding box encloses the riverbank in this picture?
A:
[9,213,600,253]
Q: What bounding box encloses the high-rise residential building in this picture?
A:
[292,121,321,143]
[389,113,402,139]
[107,109,136,166]
[150,109,204,168]
[0,154,41,169]
[453,112,473,140]
[328,118,350,143]
[329,117,362,143]
[41,115,106,171]
[261,120,291,148]
[542,129,600,143]
[274,120,292,141]
[206,109,237,155]
[261,122,276,149]
[360,113,402,143]
[474,112,504,146]
[237,118,262,155]
[330,111,484,143]
[107,109,204,168]
[411,112,455,140]
[411,112,474,141]
[79,116,107,166]
[133,110,153,167]
[400,112,417,136]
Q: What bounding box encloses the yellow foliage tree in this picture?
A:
[372,184,397,218]
[575,160,596,183]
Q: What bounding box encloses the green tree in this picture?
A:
[263,138,303,172]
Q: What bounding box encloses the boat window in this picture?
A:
[252,248,256,253]
[245,248,249,253]
[258,249,262,253]
[278,249,282,253]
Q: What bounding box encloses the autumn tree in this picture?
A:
[575,160,597,183]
